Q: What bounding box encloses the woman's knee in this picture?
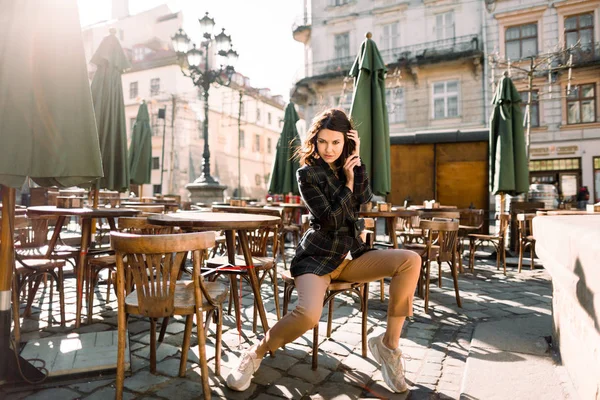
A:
[394,249,422,276]
[290,304,322,330]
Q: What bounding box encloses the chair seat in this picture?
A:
[524,235,535,241]
[125,280,228,315]
[89,255,116,267]
[468,233,500,240]
[16,259,66,272]
[205,255,273,271]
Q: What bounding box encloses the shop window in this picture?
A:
[594,156,600,202]
[567,84,596,124]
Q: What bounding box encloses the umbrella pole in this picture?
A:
[0,185,44,385]
[499,193,506,214]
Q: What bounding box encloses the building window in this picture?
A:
[150,78,160,96]
[334,92,353,114]
[435,11,454,41]
[519,90,539,128]
[153,184,162,194]
[567,83,596,124]
[381,22,399,50]
[594,156,600,202]
[386,87,405,123]
[565,13,594,52]
[267,137,272,154]
[253,134,261,152]
[268,112,272,125]
[334,32,350,60]
[129,81,138,99]
[506,23,537,60]
[432,80,459,119]
[329,0,349,6]
[152,157,160,170]
[240,102,245,117]
[256,108,261,122]
[255,174,262,186]
[239,130,245,148]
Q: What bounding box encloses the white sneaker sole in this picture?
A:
[368,337,408,393]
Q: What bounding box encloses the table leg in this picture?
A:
[75,217,92,328]
[225,231,241,333]
[238,230,270,335]
[46,216,66,257]
[390,217,399,249]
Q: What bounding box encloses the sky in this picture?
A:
[77,0,305,99]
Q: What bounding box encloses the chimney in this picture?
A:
[112,0,129,20]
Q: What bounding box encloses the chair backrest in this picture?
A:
[498,213,510,237]
[394,210,422,232]
[117,217,174,234]
[420,211,461,221]
[13,216,50,248]
[122,204,165,215]
[420,219,459,263]
[111,231,215,318]
[212,205,281,257]
[457,209,485,229]
[516,213,535,237]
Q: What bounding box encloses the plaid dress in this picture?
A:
[290,157,373,277]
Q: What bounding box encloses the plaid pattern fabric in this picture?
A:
[290,157,373,277]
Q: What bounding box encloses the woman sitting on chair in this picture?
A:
[226,108,421,393]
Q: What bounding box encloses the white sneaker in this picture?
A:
[368,334,409,393]
[226,347,262,392]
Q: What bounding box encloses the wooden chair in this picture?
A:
[113,231,228,400]
[281,270,368,370]
[395,210,423,245]
[468,213,510,275]
[8,216,67,344]
[207,206,282,332]
[86,217,174,323]
[456,209,485,272]
[517,213,536,272]
[418,220,461,312]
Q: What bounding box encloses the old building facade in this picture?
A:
[291,0,489,209]
[82,3,286,200]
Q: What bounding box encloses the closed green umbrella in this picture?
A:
[268,102,301,196]
[489,74,529,212]
[91,29,131,192]
[0,0,103,381]
[349,32,390,196]
[129,101,153,185]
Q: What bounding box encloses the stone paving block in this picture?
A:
[252,365,283,386]
[131,354,150,372]
[280,342,311,359]
[123,370,170,393]
[288,363,331,384]
[253,394,286,400]
[152,377,204,399]
[83,387,136,400]
[309,381,363,399]
[341,353,379,374]
[134,343,180,363]
[366,380,410,399]
[68,378,113,393]
[266,376,314,399]
[261,352,301,371]
[318,338,354,357]
[20,388,80,400]
[156,357,193,377]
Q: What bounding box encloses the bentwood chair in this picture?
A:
[113,231,228,400]
[516,213,536,272]
[468,213,510,275]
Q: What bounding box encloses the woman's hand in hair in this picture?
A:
[344,154,361,192]
[348,130,360,159]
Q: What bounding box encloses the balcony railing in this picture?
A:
[309,34,480,77]
[562,42,600,67]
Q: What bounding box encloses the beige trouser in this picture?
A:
[262,249,421,352]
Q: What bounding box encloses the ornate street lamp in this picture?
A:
[172,13,238,194]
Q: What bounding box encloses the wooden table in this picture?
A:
[148,212,281,336]
[358,210,412,248]
[26,206,139,327]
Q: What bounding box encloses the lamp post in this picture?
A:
[171,13,239,203]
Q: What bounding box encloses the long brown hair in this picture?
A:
[295,108,355,168]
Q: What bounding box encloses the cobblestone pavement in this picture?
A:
[2,245,553,400]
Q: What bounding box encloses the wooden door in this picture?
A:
[436,142,488,209]
[389,144,434,206]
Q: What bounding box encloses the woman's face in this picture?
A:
[316,128,345,166]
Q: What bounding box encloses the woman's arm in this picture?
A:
[298,167,355,230]
[353,164,373,204]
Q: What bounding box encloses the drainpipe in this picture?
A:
[481,2,489,125]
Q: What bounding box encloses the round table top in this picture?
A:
[359,210,416,218]
[148,211,281,230]
[27,205,139,218]
[271,203,305,209]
